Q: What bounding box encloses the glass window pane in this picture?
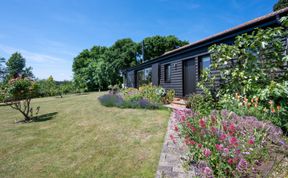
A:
[202,56,211,69]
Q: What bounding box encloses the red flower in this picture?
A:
[169,134,176,144]
[227,158,234,165]
[216,144,223,151]
[228,123,235,133]
[198,143,202,148]
[223,124,227,132]
[199,118,206,128]
[248,139,254,145]
[203,148,212,157]
[174,125,179,132]
[229,137,238,145]
[186,122,196,132]
[211,127,217,133]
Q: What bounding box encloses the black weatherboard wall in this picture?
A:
[123,8,288,97]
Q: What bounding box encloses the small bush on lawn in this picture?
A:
[0,77,41,122]
[173,109,287,177]
[98,94,124,107]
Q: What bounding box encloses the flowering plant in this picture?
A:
[174,108,287,177]
[220,93,288,131]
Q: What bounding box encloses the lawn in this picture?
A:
[0,92,170,178]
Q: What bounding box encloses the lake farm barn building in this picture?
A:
[123,8,288,97]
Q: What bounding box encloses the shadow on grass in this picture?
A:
[34,112,58,122]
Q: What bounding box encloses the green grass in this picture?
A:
[0,92,170,178]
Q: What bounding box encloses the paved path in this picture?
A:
[156,107,197,178]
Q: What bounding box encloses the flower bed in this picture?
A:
[172,108,288,177]
[98,84,175,109]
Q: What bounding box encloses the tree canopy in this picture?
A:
[139,35,188,61]
[72,35,188,91]
[6,52,34,79]
[273,0,288,11]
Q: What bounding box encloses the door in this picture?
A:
[183,59,196,96]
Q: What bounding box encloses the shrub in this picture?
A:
[1,77,40,122]
[174,108,287,177]
[186,94,213,116]
[108,84,120,95]
[139,84,162,103]
[123,84,175,104]
[220,93,288,131]
[98,93,159,109]
[98,94,124,107]
[161,89,175,104]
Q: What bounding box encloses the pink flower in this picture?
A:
[169,134,176,144]
[174,125,179,132]
[229,137,238,145]
[199,118,206,128]
[211,127,217,133]
[198,143,202,148]
[203,148,212,157]
[203,166,213,175]
[219,133,227,141]
[228,123,236,135]
[216,144,223,151]
[227,158,234,165]
[186,122,196,132]
[248,138,255,145]
[223,148,229,154]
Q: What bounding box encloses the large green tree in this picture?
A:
[139,35,188,62]
[273,0,288,11]
[6,52,34,79]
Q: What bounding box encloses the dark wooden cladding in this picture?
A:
[123,9,288,97]
[152,63,160,86]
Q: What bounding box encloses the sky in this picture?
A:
[0,0,278,81]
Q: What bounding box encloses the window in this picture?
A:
[202,55,211,70]
[137,67,152,86]
[199,55,211,80]
[164,64,171,82]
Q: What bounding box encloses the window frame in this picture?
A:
[198,55,211,80]
[164,64,171,83]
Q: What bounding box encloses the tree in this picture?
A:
[0,57,7,82]
[72,36,188,91]
[1,77,40,122]
[6,52,25,78]
[6,52,34,79]
[139,35,188,62]
[273,0,288,11]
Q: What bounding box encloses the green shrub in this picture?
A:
[1,77,40,121]
[186,94,212,116]
[161,89,175,104]
[220,93,288,131]
[139,84,162,104]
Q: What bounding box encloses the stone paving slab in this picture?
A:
[156,107,196,178]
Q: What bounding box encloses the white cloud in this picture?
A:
[0,44,63,63]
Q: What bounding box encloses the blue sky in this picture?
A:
[0,0,277,80]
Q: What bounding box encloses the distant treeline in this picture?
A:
[72,35,189,92]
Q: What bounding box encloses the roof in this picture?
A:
[126,7,288,72]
